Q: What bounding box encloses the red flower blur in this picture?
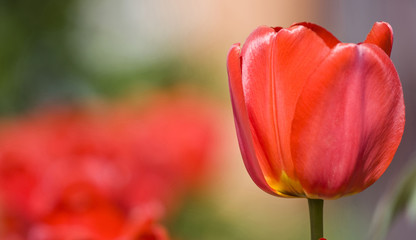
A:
[0,94,217,239]
[227,22,405,199]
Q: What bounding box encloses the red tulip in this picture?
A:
[227,22,405,199]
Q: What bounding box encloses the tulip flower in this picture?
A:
[227,22,405,239]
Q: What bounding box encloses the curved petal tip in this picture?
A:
[291,22,340,48]
[227,43,241,78]
[364,21,393,56]
[228,43,241,57]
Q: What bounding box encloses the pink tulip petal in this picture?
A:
[227,43,276,195]
[364,22,393,56]
[345,43,404,194]
[291,43,404,199]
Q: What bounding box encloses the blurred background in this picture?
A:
[0,0,415,239]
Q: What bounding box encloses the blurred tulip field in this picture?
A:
[1,0,416,239]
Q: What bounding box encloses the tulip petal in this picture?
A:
[292,22,340,48]
[227,43,277,195]
[240,26,285,194]
[271,25,331,184]
[345,43,404,193]
[364,22,393,56]
[291,43,404,199]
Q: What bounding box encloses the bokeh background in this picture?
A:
[0,0,415,239]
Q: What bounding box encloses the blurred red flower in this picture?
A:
[0,94,218,239]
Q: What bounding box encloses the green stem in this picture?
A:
[308,198,324,240]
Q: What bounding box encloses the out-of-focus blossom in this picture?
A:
[227,22,405,199]
[27,184,169,240]
[0,94,218,239]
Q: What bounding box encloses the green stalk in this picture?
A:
[308,198,324,240]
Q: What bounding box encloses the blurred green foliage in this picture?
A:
[0,0,83,114]
[168,197,309,240]
[168,198,253,240]
[370,158,416,240]
[0,0,220,116]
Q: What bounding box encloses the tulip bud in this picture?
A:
[227,22,405,199]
